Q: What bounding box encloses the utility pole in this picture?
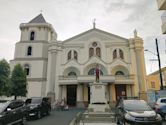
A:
[156,38,164,90]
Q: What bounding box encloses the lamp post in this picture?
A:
[145,38,164,90]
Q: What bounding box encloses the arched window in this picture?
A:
[89,48,94,58]
[68,51,72,60]
[24,64,30,76]
[113,49,117,59]
[96,47,101,57]
[119,49,124,59]
[30,31,35,41]
[68,72,77,76]
[74,51,78,60]
[88,68,103,75]
[88,68,95,75]
[27,46,32,56]
[115,71,124,75]
[89,42,101,58]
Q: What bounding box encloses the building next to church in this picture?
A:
[156,0,166,34]
[10,14,147,107]
[146,67,166,91]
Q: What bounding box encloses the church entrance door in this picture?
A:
[115,84,126,101]
[88,86,90,104]
[67,85,77,106]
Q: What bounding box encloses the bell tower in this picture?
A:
[11,14,57,97]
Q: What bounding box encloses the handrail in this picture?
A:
[73,112,85,125]
[59,75,134,79]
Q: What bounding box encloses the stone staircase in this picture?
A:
[81,111,116,123]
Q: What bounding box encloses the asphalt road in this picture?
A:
[24,109,166,125]
[25,108,84,125]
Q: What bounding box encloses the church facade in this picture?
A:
[10,14,147,107]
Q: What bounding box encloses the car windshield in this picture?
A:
[160,99,166,103]
[26,98,42,104]
[31,98,42,104]
[124,100,151,111]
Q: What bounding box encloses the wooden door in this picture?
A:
[67,85,77,106]
[115,85,126,101]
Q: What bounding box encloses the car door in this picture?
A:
[10,101,19,123]
[4,102,16,124]
[14,101,24,121]
[116,100,125,123]
[42,98,47,113]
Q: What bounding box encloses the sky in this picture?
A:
[0,0,166,74]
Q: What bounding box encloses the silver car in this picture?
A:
[116,99,162,125]
[155,97,166,120]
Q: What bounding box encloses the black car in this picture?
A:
[0,100,25,125]
[25,97,51,119]
[115,97,162,125]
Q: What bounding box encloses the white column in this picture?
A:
[129,39,139,96]
[77,84,84,107]
[46,49,57,101]
[61,85,67,100]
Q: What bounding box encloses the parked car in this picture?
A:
[155,97,166,120]
[0,100,26,125]
[115,97,162,125]
[25,97,51,119]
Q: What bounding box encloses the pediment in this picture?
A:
[110,59,128,68]
[62,28,128,44]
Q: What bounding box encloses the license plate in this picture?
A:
[29,113,35,116]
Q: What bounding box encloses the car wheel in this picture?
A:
[19,116,26,125]
[116,117,124,125]
[123,121,133,125]
[115,115,121,125]
[47,108,51,115]
[37,111,41,119]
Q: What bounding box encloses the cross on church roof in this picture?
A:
[93,19,96,29]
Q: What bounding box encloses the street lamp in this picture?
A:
[145,38,164,90]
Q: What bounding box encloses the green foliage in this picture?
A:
[0,59,10,96]
[10,64,27,99]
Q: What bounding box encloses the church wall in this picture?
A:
[14,42,48,58]
[126,85,132,97]
[27,81,43,97]
[10,60,47,78]
[20,27,51,41]
[111,85,116,102]
[83,85,88,102]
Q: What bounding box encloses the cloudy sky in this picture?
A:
[0,0,166,74]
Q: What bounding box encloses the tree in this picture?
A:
[10,64,27,99]
[0,59,10,96]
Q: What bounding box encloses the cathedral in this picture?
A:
[10,14,147,107]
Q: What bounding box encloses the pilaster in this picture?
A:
[133,36,147,92]
[46,45,57,102]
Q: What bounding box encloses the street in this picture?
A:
[25,108,84,125]
[24,109,166,125]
